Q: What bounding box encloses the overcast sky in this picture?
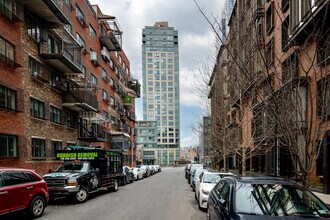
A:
[89,0,224,148]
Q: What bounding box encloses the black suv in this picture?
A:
[207,176,330,220]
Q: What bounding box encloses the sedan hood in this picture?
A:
[200,183,216,192]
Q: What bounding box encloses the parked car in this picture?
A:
[155,165,161,172]
[191,168,208,191]
[132,168,143,180]
[122,166,134,185]
[188,163,203,184]
[196,171,234,209]
[138,165,150,178]
[0,168,49,218]
[185,164,192,179]
[207,176,330,220]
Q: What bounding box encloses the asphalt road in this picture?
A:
[4,167,206,220]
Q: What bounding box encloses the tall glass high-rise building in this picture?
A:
[141,21,180,165]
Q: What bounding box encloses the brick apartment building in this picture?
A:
[209,0,330,193]
[0,0,140,174]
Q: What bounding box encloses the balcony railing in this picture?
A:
[99,17,122,51]
[62,89,98,112]
[22,0,70,24]
[78,123,108,142]
[39,28,82,73]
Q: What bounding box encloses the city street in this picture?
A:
[3,167,205,220]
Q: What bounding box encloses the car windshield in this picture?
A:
[202,174,221,183]
[194,169,205,178]
[55,162,89,173]
[235,183,330,217]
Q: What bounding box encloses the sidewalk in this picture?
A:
[313,192,330,206]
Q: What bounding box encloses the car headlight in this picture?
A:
[202,189,209,195]
[68,178,78,186]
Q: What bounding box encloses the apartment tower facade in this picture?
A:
[141,22,180,165]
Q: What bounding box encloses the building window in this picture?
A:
[47,35,61,54]
[110,58,114,69]
[76,33,85,48]
[30,98,45,119]
[0,85,16,110]
[317,29,330,65]
[282,16,290,51]
[102,68,108,81]
[317,75,330,117]
[32,138,45,158]
[75,5,86,27]
[282,52,298,84]
[110,96,115,106]
[91,74,98,87]
[29,57,45,79]
[66,111,75,128]
[50,106,61,124]
[89,25,96,41]
[26,15,40,42]
[0,36,14,66]
[102,89,108,101]
[110,77,115,87]
[0,133,18,157]
[102,111,108,119]
[290,0,299,32]
[266,2,274,35]
[51,141,62,158]
[266,38,274,67]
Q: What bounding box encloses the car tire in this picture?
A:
[74,186,89,203]
[206,206,210,220]
[29,196,45,219]
[122,177,127,186]
[112,179,118,192]
[131,176,134,183]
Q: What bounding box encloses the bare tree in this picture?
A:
[195,0,330,189]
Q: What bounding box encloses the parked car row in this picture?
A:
[0,164,162,219]
[184,164,330,219]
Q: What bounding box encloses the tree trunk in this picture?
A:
[223,153,227,171]
[242,149,246,176]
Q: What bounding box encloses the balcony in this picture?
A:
[110,131,130,152]
[39,28,82,73]
[129,79,141,98]
[99,15,122,51]
[0,0,23,21]
[289,0,329,45]
[62,89,98,112]
[22,0,70,24]
[120,111,136,122]
[78,122,108,142]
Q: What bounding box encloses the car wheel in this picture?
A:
[137,176,140,181]
[29,196,45,219]
[122,177,127,186]
[131,176,134,183]
[74,186,89,203]
[112,179,118,192]
[206,206,210,220]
